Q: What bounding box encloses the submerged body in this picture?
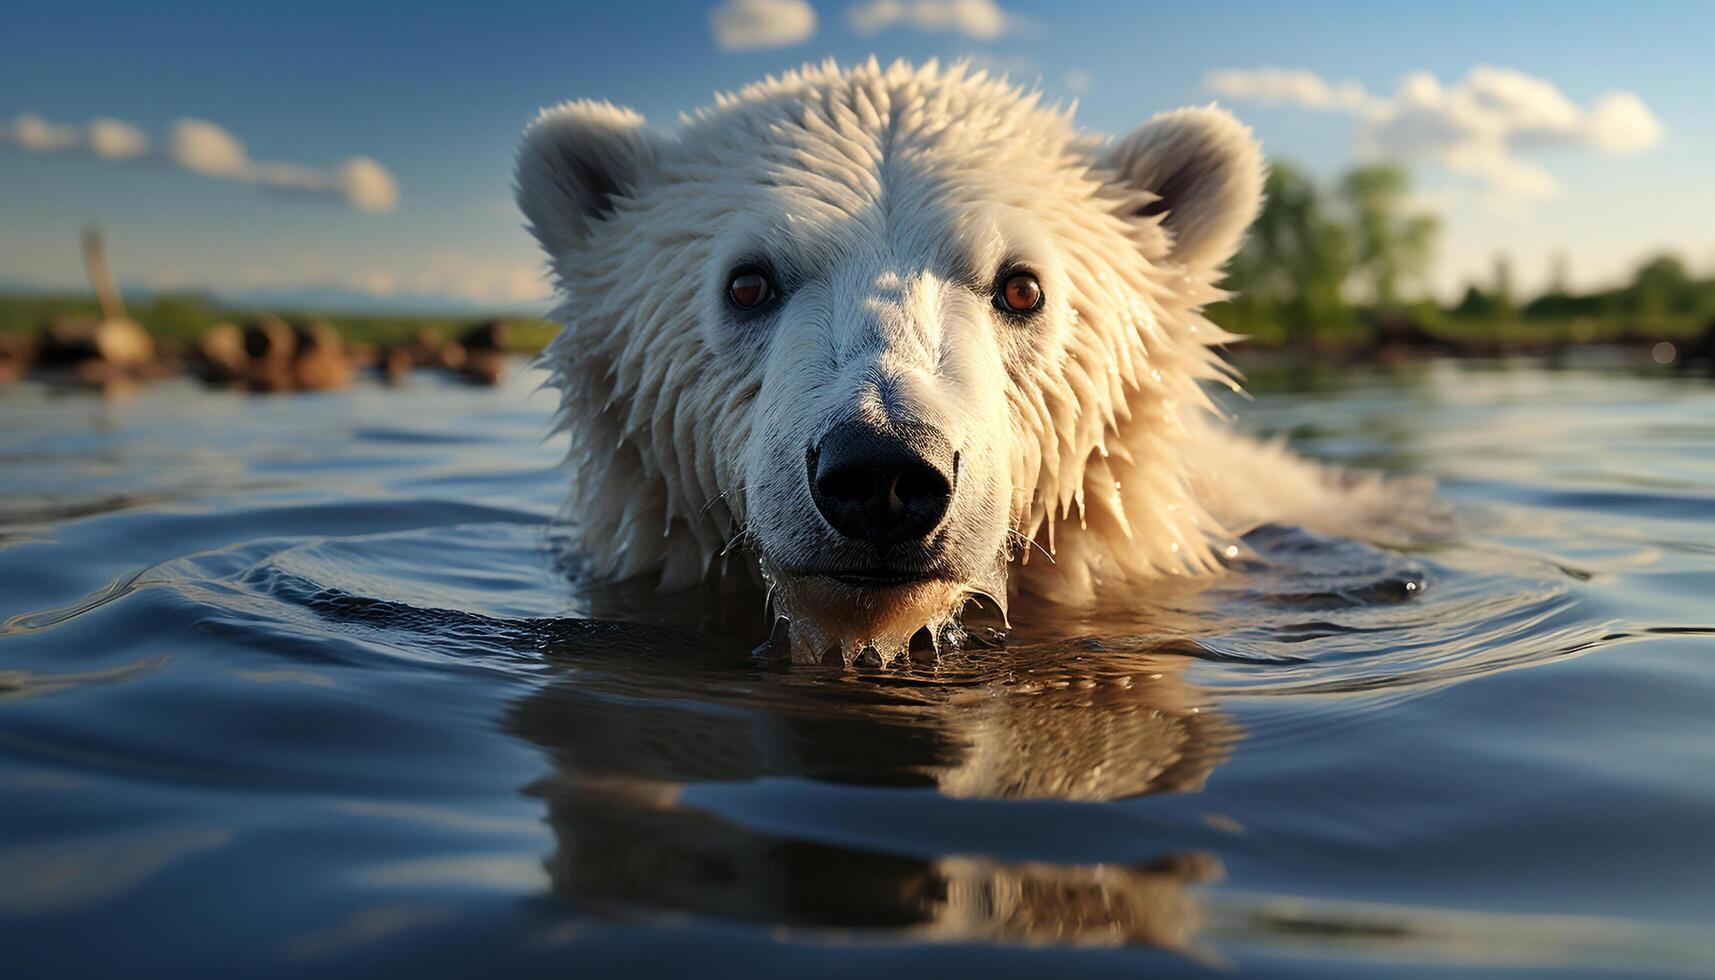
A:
[516,60,1400,661]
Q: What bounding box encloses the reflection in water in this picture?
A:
[0,827,231,915]
[0,656,169,700]
[496,603,1714,969]
[282,904,458,961]
[505,610,1239,951]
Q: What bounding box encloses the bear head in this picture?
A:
[516,60,1263,663]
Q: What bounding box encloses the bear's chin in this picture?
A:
[762,572,983,667]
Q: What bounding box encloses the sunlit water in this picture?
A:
[2,357,1713,978]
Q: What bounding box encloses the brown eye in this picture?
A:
[728,268,773,310]
[998,272,1043,314]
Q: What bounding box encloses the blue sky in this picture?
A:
[3,0,1712,311]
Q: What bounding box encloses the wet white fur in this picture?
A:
[516,59,1387,637]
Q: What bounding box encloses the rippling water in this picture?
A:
[3,357,1713,978]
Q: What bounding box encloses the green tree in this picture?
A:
[1629,254,1693,318]
[1337,164,1438,309]
[1225,162,1351,344]
[1453,284,1495,319]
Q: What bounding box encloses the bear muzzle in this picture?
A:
[807,418,957,552]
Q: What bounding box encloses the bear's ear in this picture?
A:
[1103,106,1264,272]
[515,100,662,257]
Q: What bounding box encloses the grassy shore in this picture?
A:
[1206,302,1708,352]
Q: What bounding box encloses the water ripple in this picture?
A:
[3,362,1715,975]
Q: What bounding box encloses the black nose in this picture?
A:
[810,420,955,544]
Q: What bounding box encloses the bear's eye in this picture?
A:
[996,271,1044,315]
[727,267,774,311]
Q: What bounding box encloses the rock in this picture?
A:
[37,316,100,366]
[459,350,507,386]
[459,319,511,352]
[247,363,297,393]
[35,315,157,391]
[38,315,156,369]
[0,333,33,383]
[379,344,414,384]
[94,317,156,367]
[439,321,510,385]
[238,316,299,392]
[432,330,506,385]
[291,320,354,391]
[194,324,247,383]
[194,316,361,393]
[346,342,379,369]
[242,316,297,365]
[438,340,468,371]
[406,327,444,367]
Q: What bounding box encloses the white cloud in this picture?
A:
[239,153,399,213]
[168,117,400,212]
[709,0,817,51]
[1206,65,1666,203]
[87,117,148,159]
[4,111,399,213]
[1061,68,1093,97]
[167,118,250,177]
[1582,91,1665,154]
[335,157,400,213]
[7,113,80,152]
[1204,67,1373,112]
[848,0,1024,40]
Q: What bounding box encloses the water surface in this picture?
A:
[2,357,1713,978]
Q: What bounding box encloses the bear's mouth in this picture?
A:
[758,548,1009,666]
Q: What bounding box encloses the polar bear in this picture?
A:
[516,59,1392,663]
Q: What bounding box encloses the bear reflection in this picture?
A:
[504,603,1239,951]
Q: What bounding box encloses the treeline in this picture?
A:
[1453,253,1715,326]
[1211,161,1715,348]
